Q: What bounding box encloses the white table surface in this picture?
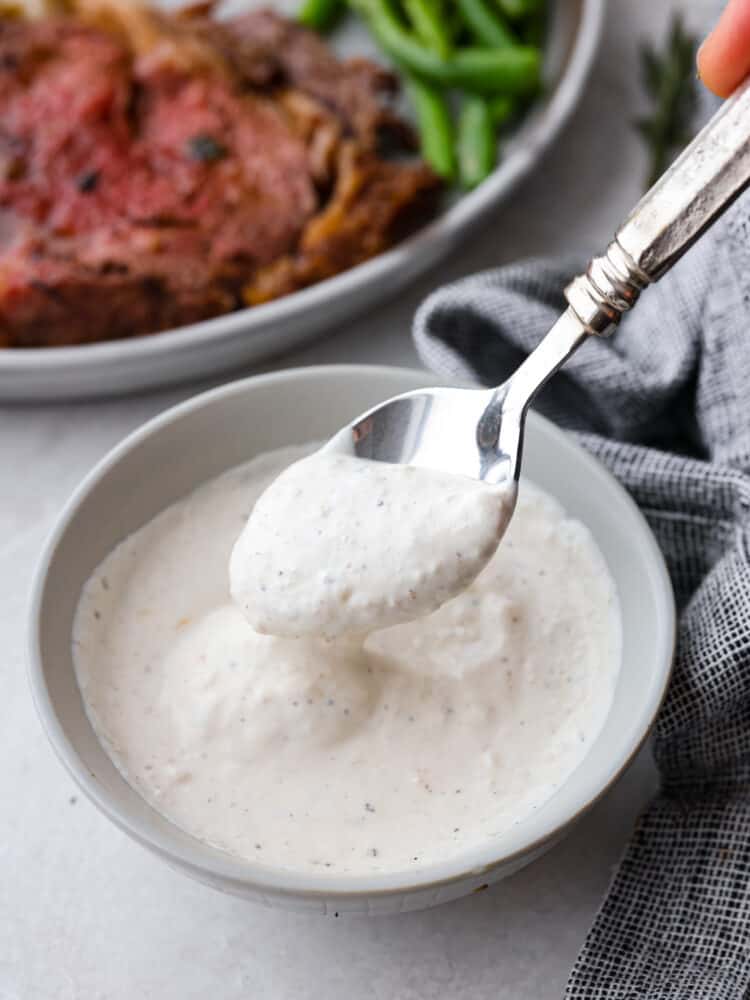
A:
[2,2,712,996]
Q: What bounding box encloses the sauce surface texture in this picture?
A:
[73,446,621,874]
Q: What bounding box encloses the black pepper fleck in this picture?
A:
[186,133,228,162]
[76,169,100,193]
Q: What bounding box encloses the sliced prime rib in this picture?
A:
[0,7,441,347]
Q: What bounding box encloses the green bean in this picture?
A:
[298,0,345,31]
[403,0,452,59]
[456,0,515,49]
[457,95,496,188]
[487,94,515,126]
[406,75,455,178]
[352,0,541,95]
[441,45,539,94]
[494,0,542,20]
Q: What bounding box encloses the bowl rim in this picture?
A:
[1,0,606,400]
[27,364,676,901]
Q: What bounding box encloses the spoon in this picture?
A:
[327,78,750,507]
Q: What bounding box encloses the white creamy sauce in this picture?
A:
[230,451,515,638]
[73,445,621,874]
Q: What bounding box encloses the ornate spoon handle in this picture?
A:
[566,77,750,337]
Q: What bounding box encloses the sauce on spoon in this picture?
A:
[230,451,516,638]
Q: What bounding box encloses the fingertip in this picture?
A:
[698,0,750,97]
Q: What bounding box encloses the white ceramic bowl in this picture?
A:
[28,366,675,914]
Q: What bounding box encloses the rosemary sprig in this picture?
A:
[635,14,699,189]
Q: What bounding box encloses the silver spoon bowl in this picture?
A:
[328,78,750,510]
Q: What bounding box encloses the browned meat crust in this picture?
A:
[0,6,441,348]
[246,142,439,304]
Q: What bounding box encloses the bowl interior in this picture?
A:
[29,366,674,898]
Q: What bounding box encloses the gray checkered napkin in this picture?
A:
[413,194,750,998]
